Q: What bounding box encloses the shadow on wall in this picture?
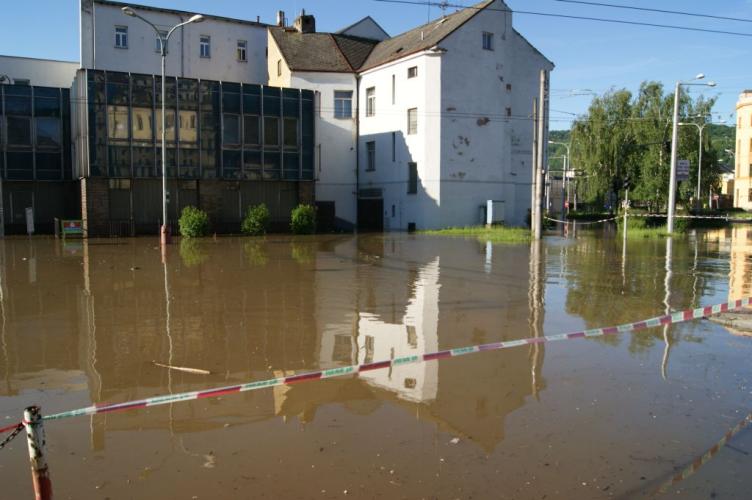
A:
[357,130,438,232]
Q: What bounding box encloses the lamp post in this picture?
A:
[678,116,724,208]
[667,74,716,233]
[121,6,204,245]
[549,141,571,213]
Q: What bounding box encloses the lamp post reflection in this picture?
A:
[662,237,673,380]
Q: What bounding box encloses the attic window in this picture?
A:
[394,47,403,54]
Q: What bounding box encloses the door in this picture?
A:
[357,198,383,232]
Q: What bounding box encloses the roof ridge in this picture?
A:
[329,33,357,72]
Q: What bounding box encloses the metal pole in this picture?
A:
[667,82,681,233]
[697,124,703,207]
[160,41,169,246]
[531,98,538,237]
[23,406,52,500]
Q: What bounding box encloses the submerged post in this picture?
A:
[23,406,52,500]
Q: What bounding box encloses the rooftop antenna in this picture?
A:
[439,0,449,17]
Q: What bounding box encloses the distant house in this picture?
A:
[269,0,553,230]
[734,90,752,209]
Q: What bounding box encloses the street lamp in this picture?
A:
[667,74,716,233]
[122,6,204,245]
[549,140,571,213]
[678,116,725,208]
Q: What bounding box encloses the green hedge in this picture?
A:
[178,206,210,237]
[290,204,316,235]
[241,203,270,235]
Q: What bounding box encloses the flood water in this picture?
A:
[2,227,752,499]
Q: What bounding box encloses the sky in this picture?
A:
[1,0,750,130]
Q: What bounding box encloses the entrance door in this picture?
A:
[357,198,383,232]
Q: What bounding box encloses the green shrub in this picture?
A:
[290,204,316,234]
[241,203,270,235]
[178,206,210,237]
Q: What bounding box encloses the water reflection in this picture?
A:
[0,228,749,464]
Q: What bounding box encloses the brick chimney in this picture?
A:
[293,9,315,33]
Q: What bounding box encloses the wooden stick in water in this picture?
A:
[152,361,211,375]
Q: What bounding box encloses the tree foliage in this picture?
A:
[559,82,724,210]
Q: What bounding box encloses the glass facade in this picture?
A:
[85,70,314,181]
[1,84,71,181]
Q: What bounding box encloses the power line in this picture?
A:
[550,0,752,25]
[373,0,752,37]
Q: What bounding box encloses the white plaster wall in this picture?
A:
[439,0,517,227]
[0,56,78,88]
[735,93,752,208]
[81,1,267,83]
[290,72,358,227]
[358,52,443,231]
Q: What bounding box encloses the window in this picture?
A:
[333,90,352,119]
[408,162,418,194]
[506,83,512,92]
[244,115,260,145]
[131,108,153,141]
[366,87,375,117]
[264,116,279,146]
[107,105,129,140]
[36,117,61,148]
[482,32,494,50]
[283,117,298,149]
[115,26,128,48]
[392,74,396,104]
[506,107,512,117]
[237,40,247,62]
[364,336,374,364]
[223,114,240,145]
[155,31,167,53]
[407,108,417,135]
[366,141,376,171]
[200,35,211,58]
[179,111,197,142]
[13,79,30,86]
[277,59,282,77]
[391,132,396,162]
[6,116,31,146]
[155,109,176,142]
[407,66,417,78]
[748,188,752,202]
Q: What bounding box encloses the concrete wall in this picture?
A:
[0,55,78,87]
[358,51,443,231]
[734,92,752,209]
[290,72,358,228]
[80,0,268,83]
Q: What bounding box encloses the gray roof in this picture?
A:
[359,0,493,71]
[270,28,378,73]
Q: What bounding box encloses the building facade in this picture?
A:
[72,69,315,235]
[734,90,752,209]
[80,0,268,84]
[0,55,79,88]
[269,0,552,231]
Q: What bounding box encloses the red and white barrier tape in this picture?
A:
[657,411,752,494]
[544,215,620,225]
[39,297,752,422]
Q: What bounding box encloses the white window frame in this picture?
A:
[366,141,376,171]
[366,87,375,117]
[200,35,211,58]
[482,32,494,51]
[155,30,167,53]
[407,108,418,135]
[115,26,128,49]
[237,40,247,62]
[333,90,353,119]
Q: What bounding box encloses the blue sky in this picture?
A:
[2,0,750,129]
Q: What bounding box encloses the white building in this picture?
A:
[79,0,268,84]
[269,0,553,230]
[0,55,78,87]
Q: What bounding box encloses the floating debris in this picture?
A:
[152,361,211,375]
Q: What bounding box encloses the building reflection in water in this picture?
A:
[1,235,546,454]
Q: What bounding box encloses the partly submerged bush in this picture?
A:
[241,203,270,235]
[178,206,210,237]
[290,204,316,235]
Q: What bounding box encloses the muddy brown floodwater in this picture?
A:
[2,228,752,499]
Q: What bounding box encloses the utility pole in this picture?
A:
[531,98,538,237]
[534,69,548,240]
